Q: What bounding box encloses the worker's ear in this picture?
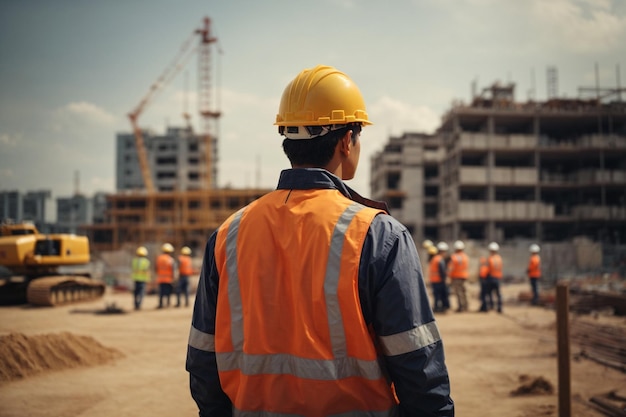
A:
[338,130,353,157]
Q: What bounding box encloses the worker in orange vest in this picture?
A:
[176,246,194,308]
[449,240,469,312]
[527,244,542,305]
[429,241,450,313]
[486,242,503,313]
[478,255,492,312]
[156,242,176,309]
[186,65,454,416]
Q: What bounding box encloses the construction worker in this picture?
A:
[176,246,193,308]
[449,240,469,312]
[429,241,451,313]
[528,243,542,305]
[131,246,151,310]
[427,244,438,262]
[156,242,176,309]
[186,65,454,416]
[478,255,492,312]
[486,241,503,313]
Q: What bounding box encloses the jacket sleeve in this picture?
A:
[359,215,454,417]
[438,257,447,281]
[185,232,233,417]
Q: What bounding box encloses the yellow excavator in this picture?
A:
[0,222,105,306]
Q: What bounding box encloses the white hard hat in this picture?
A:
[488,242,500,252]
[437,241,449,252]
[422,239,434,249]
[181,246,192,255]
[136,246,148,257]
[453,240,465,250]
[529,244,540,253]
[161,243,174,253]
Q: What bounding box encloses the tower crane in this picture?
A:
[127,16,221,193]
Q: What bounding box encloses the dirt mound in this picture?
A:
[0,332,123,383]
[510,374,555,396]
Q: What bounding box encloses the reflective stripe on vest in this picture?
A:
[178,255,193,275]
[156,254,174,283]
[212,189,397,416]
[488,254,503,279]
[528,254,541,278]
[429,254,443,283]
[449,252,468,279]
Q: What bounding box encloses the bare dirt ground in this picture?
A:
[0,282,625,417]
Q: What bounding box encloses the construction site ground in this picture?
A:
[1,281,625,417]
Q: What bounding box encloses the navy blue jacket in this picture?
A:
[186,168,454,417]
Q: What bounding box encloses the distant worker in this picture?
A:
[176,246,193,308]
[427,244,438,262]
[131,246,151,310]
[486,242,503,313]
[186,65,454,416]
[478,256,492,312]
[449,240,469,312]
[156,243,176,309]
[527,244,542,305]
[429,241,450,313]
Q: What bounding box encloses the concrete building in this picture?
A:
[116,126,217,192]
[370,133,444,245]
[56,194,92,234]
[370,81,626,246]
[1,190,51,231]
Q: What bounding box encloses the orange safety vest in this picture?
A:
[478,257,489,280]
[488,253,503,279]
[156,253,174,284]
[449,252,469,279]
[429,254,443,283]
[214,189,397,416]
[528,254,541,279]
[178,254,193,276]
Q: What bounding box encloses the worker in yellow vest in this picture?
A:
[449,240,469,312]
[131,246,151,310]
[527,244,542,305]
[176,246,194,308]
[156,243,176,309]
[186,65,454,416]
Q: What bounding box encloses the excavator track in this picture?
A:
[26,276,106,307]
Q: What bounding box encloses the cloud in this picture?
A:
[369,96,440,135]
[530,0,626,53]
[0,132,21,147]
[50,101,117,133]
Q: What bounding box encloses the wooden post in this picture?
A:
[556,282,571,417]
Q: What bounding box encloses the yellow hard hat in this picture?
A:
[161,243,174,253]
[181,246,191,255]
[428,246,438,255]
[136,246,148,257]
[275,65,371,138]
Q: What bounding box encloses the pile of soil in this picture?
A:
[0,332,123,382]
[510,374,555,396]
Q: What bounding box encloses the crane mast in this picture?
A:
[197,17,221,189]
[128,16,219,193]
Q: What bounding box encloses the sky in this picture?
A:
[1,0,625,201]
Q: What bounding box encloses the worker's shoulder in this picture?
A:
[370,212,410,235]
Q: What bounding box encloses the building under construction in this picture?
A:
[371,77,626,247]
[83,17,272,253]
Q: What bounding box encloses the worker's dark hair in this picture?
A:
[282,124,361,167]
